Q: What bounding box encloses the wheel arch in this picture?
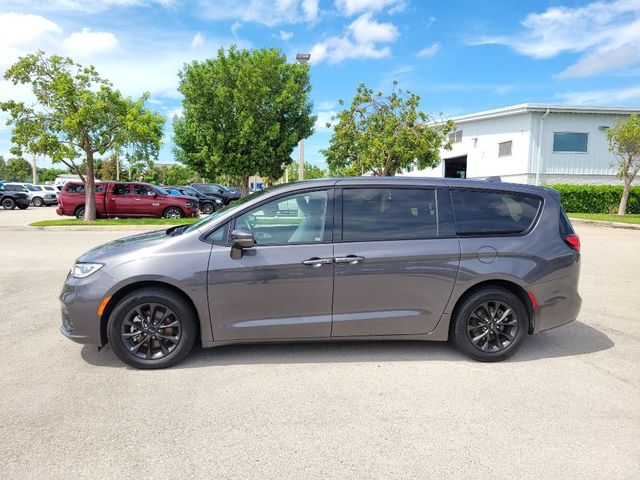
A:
[449,279,536,335]
[100,280,201,345]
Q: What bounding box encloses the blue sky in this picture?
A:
[1,0,640,169]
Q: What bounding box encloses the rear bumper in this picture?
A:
[531,277,582,334]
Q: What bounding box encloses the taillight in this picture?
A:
[562,233,580,252]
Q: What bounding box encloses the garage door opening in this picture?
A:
[444,156,467,179]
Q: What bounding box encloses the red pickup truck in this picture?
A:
[56,181,200,219]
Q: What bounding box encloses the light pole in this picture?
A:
[296,52,311,181]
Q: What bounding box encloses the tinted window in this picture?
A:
[236,190,329,245]
[65,184,104,193]
[134,185,154,196]
[451,189,541,235]
[553,132,588,152]
[342,188,438,241]
[6,184,26,192]
[112,184,131,195]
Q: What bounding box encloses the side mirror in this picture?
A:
[230,229,255,259]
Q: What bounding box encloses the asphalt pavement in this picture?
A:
[0,219,638,479]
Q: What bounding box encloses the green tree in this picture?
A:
[0,155,6,180]
[6,157,31,181]
[607,113,640,215]
[174,46,316,195]
[0,51,165,220]
[323,82,454,176]
[286,161,327,182]
[163,163,199,186]
[37,167,68,183]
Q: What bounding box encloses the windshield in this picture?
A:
[154,186,170,195]
[183,185,280,234]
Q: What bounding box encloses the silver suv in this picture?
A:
[60,178,581,369]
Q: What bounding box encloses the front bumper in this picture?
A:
[59,269,118,346]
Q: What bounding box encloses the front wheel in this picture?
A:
[32,197,44,207]
[451,287,528,362]
[200,201,214,214]
[2,198,16,210]
[163,207,184,219]
[107,288,198,369]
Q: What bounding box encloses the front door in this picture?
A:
[208,189,335,341]
[331,186,460,337]
[133,184,161,216]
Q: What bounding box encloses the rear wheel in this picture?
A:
[163,206,184,219]
[75,206,85,219]
[107,288,198,369]
[451,287,528,362]
[32,197,44,207]
[200,201,214,214]
[2,198,16,210]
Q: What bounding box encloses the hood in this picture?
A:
[77,229,171,264]
[169,194,197,202]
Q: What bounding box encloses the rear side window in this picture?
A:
[451,189,541,235]
[342,188,438,241]
[559,210,575,235]
[65,184,104,193]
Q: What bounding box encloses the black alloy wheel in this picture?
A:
[120,303,182,360]
[466,300,519,353]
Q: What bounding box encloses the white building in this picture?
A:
[406,103,639,185]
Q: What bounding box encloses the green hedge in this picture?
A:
[546,184,640,214]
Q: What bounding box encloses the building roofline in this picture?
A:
[449,103,640,124]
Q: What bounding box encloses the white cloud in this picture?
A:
[197,0,319,26]
[310,13,399,64]
[63,28,119,56]
[556,84,640,105]
[231,22,242,37]
[317,100,336,110]
[191,32,205,48]
[417,42,440,58]
[279,30,293,41]
[167,107,183,119]
[0,13,62,66]
[0,0,176,13]
[335,0,405,16]
[473,0,640,78]
[314,110,337,132]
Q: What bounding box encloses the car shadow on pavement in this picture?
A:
[80,320,613,369]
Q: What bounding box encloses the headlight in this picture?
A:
[214,198,223,204]
[72,262,103,278]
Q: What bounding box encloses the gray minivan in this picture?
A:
[60,178,581,369]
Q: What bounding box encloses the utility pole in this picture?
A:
[116,155,120,181]
[296,52,311,181]
[31,153,38,184]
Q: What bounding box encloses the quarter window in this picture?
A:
[553,132,588,152]
[235,190,329,246]
[451,189,541,235]
[342,188,438,241]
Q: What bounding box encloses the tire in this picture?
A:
[451,287,528,362]
[200,201,214,214]
[32,197,44,207]
[2,198,16,210]
[75,206,85,219]
[163,206,184,219]
[17,203,28,210]
[107,288,198,369]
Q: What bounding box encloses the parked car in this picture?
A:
[0,182,30,210]
[59,177,582,369]
[28,184,59,206]
[168,186,224,214]
[56,181,199,219]
[3,182,47,206]
[190,183,241,205]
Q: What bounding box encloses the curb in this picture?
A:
[569,218,640,230]
[0,225,166,232]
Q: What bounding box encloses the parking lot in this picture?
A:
[0,208,638,479]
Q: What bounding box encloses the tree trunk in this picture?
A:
[31,153,38,184]
[618,180,631,216]
[84,151,97,221]
[241,175,250,196]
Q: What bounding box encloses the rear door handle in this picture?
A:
[302,257,334,267]
[334,255,365,265]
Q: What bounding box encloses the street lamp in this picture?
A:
[296,53,311,181]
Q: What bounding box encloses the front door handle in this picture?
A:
[334,255,365,265]
[302,257,334,267]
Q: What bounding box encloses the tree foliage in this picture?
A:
[0,155,6,180]
[5,157,31,182]
[607,113,640,215]
[37,167,68,183]
[0,51,165,220]
[286,161,327,182]
[173,46,316,194]
[323,82,454,176]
